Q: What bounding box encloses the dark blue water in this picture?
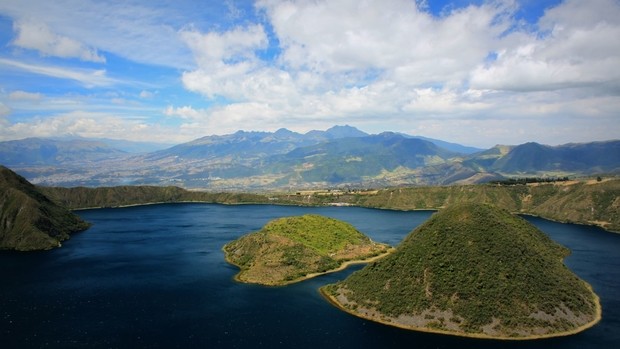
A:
[1,204,619,348]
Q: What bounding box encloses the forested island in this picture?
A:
[321,204,601,339]
[223,214,391,285]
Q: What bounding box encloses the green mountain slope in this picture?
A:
[321,204,600,339]
[223,214,391,285]
[0,166,90,251]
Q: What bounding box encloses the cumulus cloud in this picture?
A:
[180,25,276,100]
[13,20,106,62]
[258,0,509,82]
[0,110,174,142]
[470,0,620,92]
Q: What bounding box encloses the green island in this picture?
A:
[320,203,601,340]
[223,214,392,286]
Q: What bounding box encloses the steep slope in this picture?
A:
[0,166,90,251]
[321,203,600,339]
[223,214,391,285]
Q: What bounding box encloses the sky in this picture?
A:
[0,0,619,148]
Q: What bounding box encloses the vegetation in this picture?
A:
[489,177,570,185]
[39,178,620,233]
[223,214,391,285]
[321,203,600,339]
[0,166,90,251]
[276,179,620,232]
[40,185,271,209]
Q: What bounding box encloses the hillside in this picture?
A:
[321,204,601,339]
[0,166,90,251]
[469,140,620,174]
[39,185,271,209]
[223,214,391,285]
[279,179,620,232]
[39,178,620,233]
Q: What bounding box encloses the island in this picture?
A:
[321,203,601,340]
[0,166,90,251]
[223,214,392,286]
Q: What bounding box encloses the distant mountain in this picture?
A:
[146,129,308,162]
[491,141,620,173]
[146,125,369,162]
[266,132,460,185]
[399,134,483,154]
[91,138,173,153]
[463,141,620,174]
[0,166,90,251]
[307,124,369,140]
[1,127,617,189]
[0,137,127,166]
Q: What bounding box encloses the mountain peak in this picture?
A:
[324,125,368,138]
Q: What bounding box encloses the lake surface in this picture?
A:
[1,203,619,348]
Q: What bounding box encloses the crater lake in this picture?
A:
[1,203,619,348]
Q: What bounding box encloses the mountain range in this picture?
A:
[1,125,618,189]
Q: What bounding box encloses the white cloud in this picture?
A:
[8,90,43,101]
[139,90,154,99]
[0,110,176,143]
[13,20,106,63]
[0,58,127,87]
[0,102,10,118]
[258,0,509,81]
[164,105,206,120]
[0,0,194,69]
[470,0,620,92]
[180,25,275,100]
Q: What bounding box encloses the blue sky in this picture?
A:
[0,0,618,148]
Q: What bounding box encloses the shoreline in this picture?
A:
[319,286,602,341]
[224,248,395,287]
[70,200,619,235]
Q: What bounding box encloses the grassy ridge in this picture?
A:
[223,214,391,285]
[322,203,600,339]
